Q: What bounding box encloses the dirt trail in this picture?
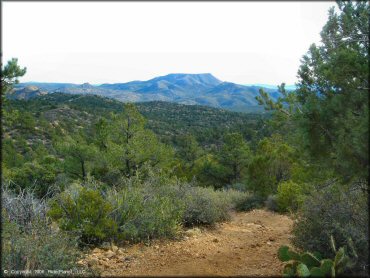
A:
[82,209,293,276]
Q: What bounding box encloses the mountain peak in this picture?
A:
[150,73,222,87]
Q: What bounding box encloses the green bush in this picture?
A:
[48,183,117,244]
[180,185,231,226]
[2,217,83,274]
[107,185,183,242]
[292,182,368,275]
[234,194,265,212]
[276,180,305,213]
[8,161,58,198]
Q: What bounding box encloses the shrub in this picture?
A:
[180,185,231,226]
[222,188,252,209]
[107,185,183,242]
[276,180,305,213]
[1,188,85,275]
[234,194,265,212]
[8,162,57,198]
[48,183,117,244]
[292,182,368,275]
[265,194,278,212]
[2,184,49,233]
[2,216,82,274]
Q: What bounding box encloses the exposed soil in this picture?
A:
[81,209,293,276]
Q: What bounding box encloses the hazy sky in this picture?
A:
[3,1,336,85]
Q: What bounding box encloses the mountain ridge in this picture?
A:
[13,73,282,112]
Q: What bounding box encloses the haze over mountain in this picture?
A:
[13,73,284,112]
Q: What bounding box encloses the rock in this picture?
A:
[92,248,102,253]
[123,256,133,262]
[111,245,118,252]
[105,250,116,259]
[184,227,201,237]
[77,260,85,266]
[154,245,160,250]
[269,237,275,241]
[87,257,99,266]
[212,238,219,243]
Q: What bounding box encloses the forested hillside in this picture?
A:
[1,1,368,277]
[6,93,270,148]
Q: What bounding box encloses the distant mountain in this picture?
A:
[245,83,297,91]
[13,74,282,112]
[8,85,48,100]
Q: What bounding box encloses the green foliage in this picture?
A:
[276,181,305,213]
[257,2,369,182]
[277,243,356,277]
[48,183,117,244]
[178,185,231,226]
[192,153,225,188]
[107,185,183,242]
[292,182,368,274]
[247,134,296,197]
[218,132,251,185]
[2,218,83,274]
[8,159,60,198]
[100,103,175,179]
[234,194,265,212]
[1,188,84,274]
[56,134,97,181]
[1,58,27,94]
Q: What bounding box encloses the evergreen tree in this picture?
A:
[218,133,251,185]
[257,1,369,185]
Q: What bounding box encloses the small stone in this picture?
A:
[105,250,116,259]
[154,245,160,250]
[111,245,119,252]
[212,238,219,243]
[87,257,99,266]
[124,256,132,261]
[92,248,102,253]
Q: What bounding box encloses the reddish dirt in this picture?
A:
[82,209,293,276]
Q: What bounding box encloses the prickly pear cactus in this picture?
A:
[277,239,356,278]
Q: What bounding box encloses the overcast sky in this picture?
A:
[3,1,336,85]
